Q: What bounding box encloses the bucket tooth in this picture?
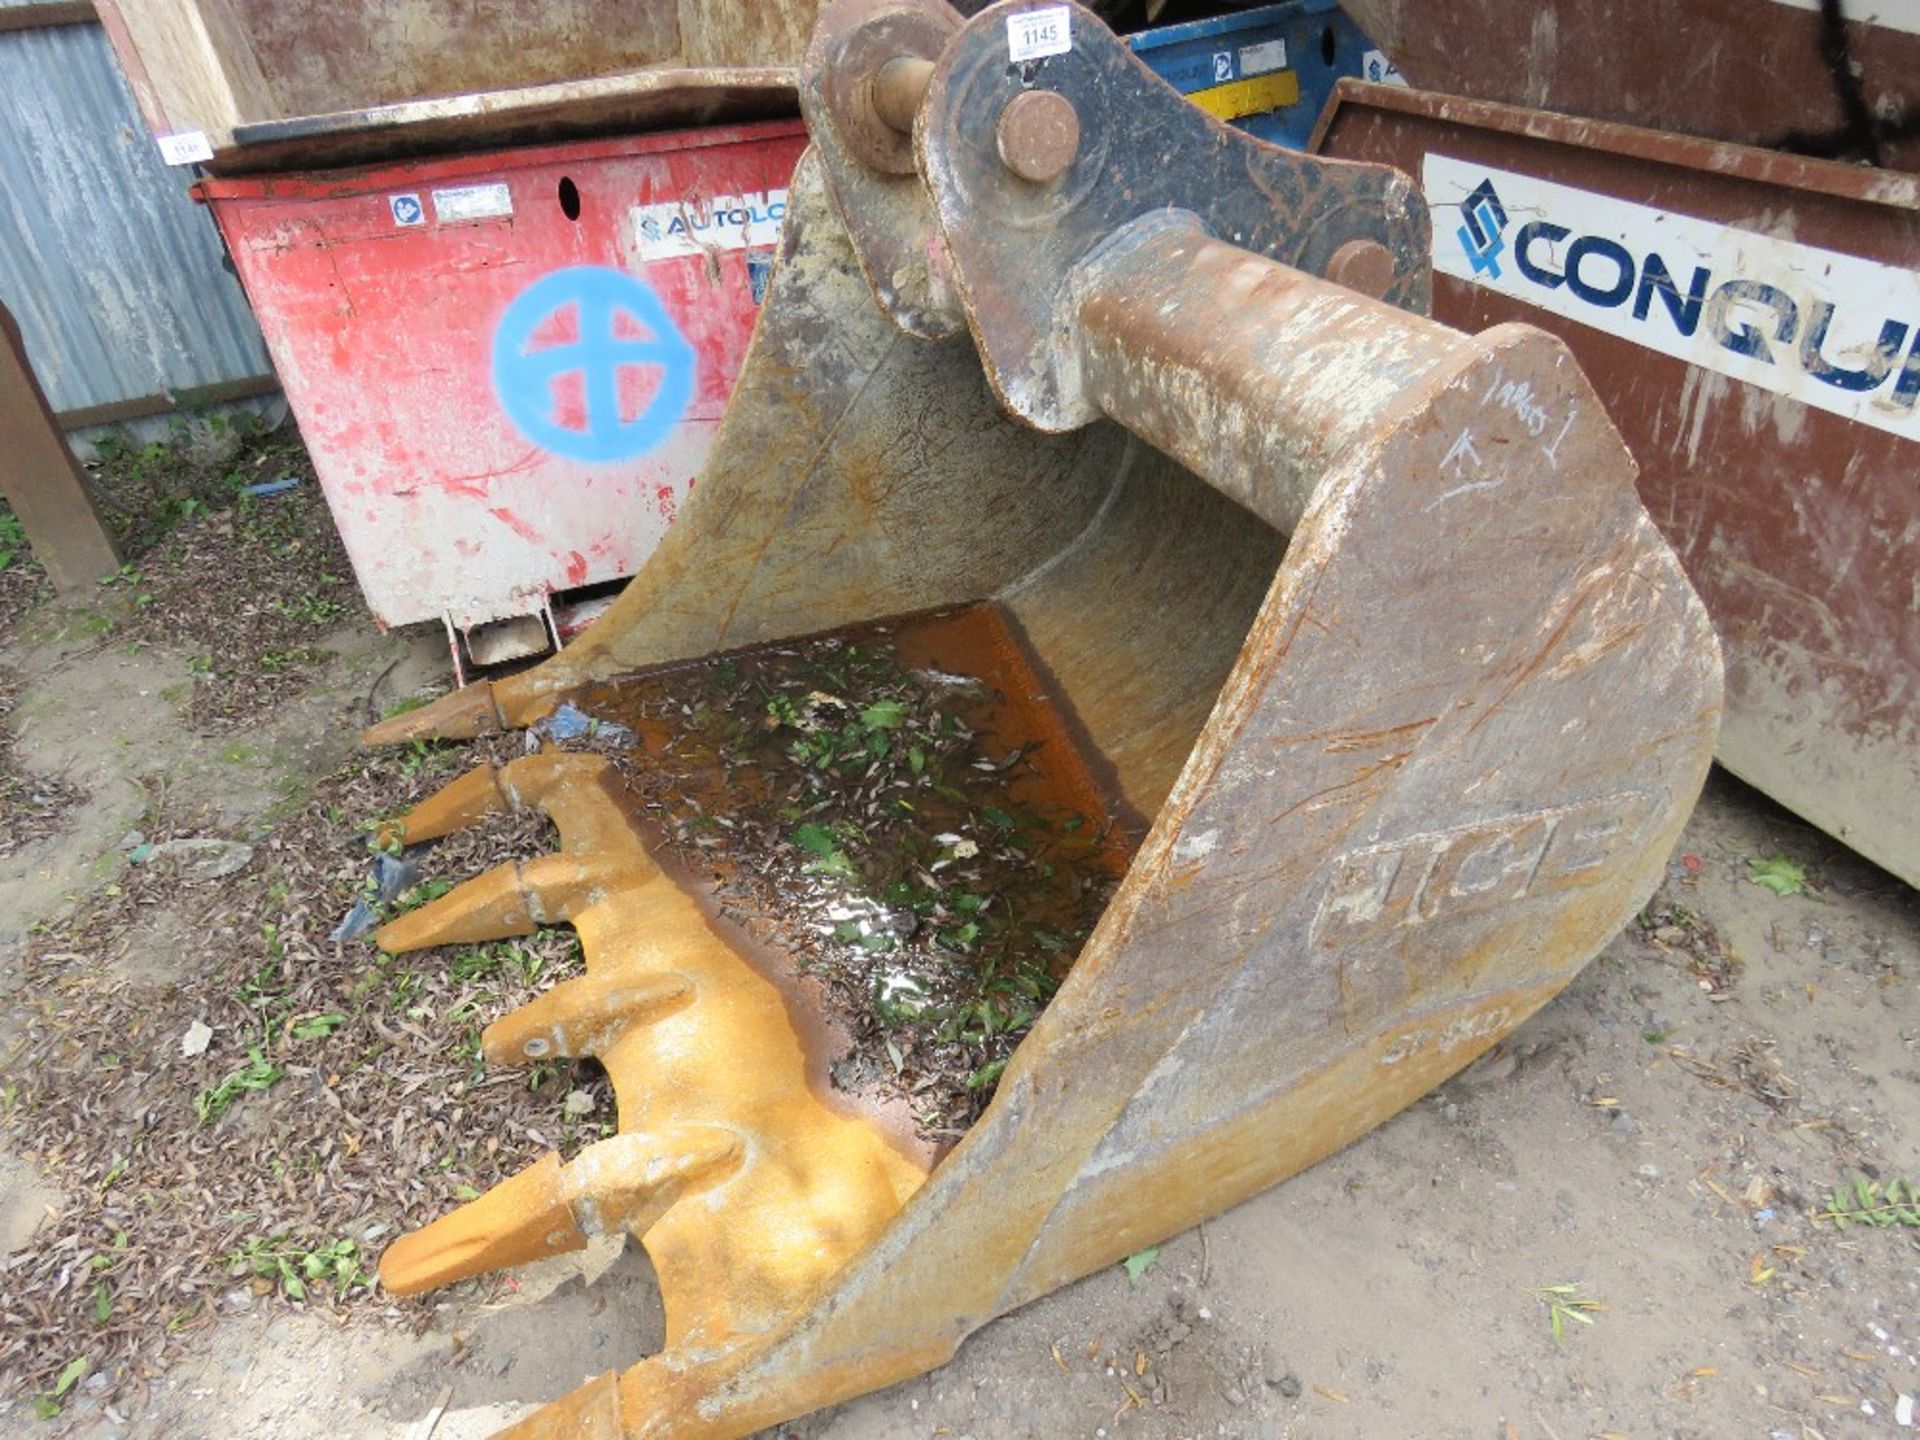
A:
[383,752,622,850]
[377,853,634,952]
[379,1128,744,1297]
[482,970,695,1065]
[361,680,503,746]
[383,762,512,847]
[377,859,532,951]
[380,1149,573,1296]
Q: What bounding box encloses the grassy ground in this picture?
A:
[0,417,598,1409]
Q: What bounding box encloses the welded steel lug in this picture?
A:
[911,0,1430,427]
[797,0,966,336]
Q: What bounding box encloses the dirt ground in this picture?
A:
[2,450,1916,1440]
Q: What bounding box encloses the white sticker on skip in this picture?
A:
[157,130,213,166]
[1239,39,1288,76]
[431,183,514,223]
[631,189,788,261]
[1424,153,1920,441]
[1007,6,1072,61]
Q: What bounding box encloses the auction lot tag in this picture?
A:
[1007,6,1072,61]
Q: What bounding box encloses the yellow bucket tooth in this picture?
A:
[363,679,504,747]
[377,754,931,1350]
[375,853,633,951]
[384,753,632,847]
[354,3,1726,1434]
[383,760,511,844]
[379,1127,744,1296]
[481,970,695,1065]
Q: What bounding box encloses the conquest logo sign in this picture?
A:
[1455,178,1508,278]
[1424,155,1920,442]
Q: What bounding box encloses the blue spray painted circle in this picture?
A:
[491,266,697,463]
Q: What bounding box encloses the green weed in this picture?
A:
[1533,1283,1603,1340]
[193,1048,283,1125]
[1819,1175,1920,1229]
[227,1235,371,1301]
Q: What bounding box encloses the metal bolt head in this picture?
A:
[871,55,935,136]
[1325,239,1396,299]
[997,90,1081,184]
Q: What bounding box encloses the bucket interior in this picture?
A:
[999,442,1284,823]
[543,435,1285,1153]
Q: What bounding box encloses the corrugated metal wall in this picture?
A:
[0,4,273,422]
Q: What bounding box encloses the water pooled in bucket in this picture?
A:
[553,602,1141,1142]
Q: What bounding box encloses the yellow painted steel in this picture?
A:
[374,753,929,1348]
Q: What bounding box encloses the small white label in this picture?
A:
[431,182,514,223]
[157,130,213,166]
[1211,51,1233,83]
[388,193,426,227]
[1424,153,1920,442]
[1006,6,1072,61]
[1239,38,1287,76]
[1361,48,1408,87]
[632,189,788,261]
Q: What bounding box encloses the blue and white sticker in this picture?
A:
[1424,154,1920,441]
[1360,49,1407,86]
[631,190,788,263]
[389,193,426,227]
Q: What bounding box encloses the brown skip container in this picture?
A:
[1316,81,1919,887]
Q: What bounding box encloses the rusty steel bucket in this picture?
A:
[360,2,1723,1434]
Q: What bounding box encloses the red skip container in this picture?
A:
[197,119,807,654]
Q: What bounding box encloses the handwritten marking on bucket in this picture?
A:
[362,2,1721,1434]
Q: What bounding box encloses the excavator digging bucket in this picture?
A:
[361,3,1723,1435]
